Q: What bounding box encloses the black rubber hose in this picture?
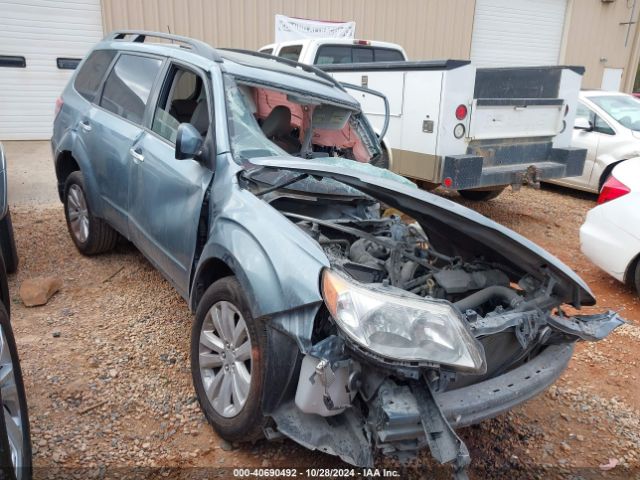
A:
[454,286,523,312]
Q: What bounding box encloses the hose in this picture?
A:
[453,286,523,312]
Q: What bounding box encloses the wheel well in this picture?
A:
[624,252,640,286]
[55,151,80,200]
[191,258,234,310]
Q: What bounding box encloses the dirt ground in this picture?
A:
[7,183,640,479]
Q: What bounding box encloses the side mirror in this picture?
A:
[574,117,593,131]
[175,123,203,160]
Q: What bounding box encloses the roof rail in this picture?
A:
[220,48,345,91]
[105,30,223,63]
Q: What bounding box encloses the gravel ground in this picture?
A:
[7,183,640,479]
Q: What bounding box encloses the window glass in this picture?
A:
[100,54,162,124]
[575,102,591,121]
[315,45,352,64]
[590,94,640,131]
[352,47,374,63]
[259,48,273,55]
[0,55,26,68]
[74,50,116,102]
[278,45,302,62]
[374,48,405,62]
[152,68,209,143]
[224,80,287,161]
[594,115,615,135]
[57,58,81,70]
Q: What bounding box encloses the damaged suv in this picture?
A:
[51,31,622,478]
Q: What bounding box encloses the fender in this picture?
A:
[53,128,105,218]
[190,187,329,317]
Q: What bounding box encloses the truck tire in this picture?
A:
[458,187,506,201]
[63,172,118,255]
[191,277,268,442]
[0,212,18,274]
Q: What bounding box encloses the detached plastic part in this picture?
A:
[295,354,354,416]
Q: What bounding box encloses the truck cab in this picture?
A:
[259,38,408,64]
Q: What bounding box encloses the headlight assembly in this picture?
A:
[321,269,486,373]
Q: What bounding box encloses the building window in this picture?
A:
[57,58,81,70]
[0,56,26,68]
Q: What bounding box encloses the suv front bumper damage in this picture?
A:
[268,311,623,479]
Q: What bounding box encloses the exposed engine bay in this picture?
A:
[251,182,624,479]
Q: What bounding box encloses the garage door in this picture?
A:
[0,0,103,140]
[470,0,568,68]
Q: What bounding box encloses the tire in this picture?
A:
[63,172,118,255]
[634,260,640,298]
[0,212,18,274]
[0,303,32,480]
[191,277,267,442]
[458,186,506,201]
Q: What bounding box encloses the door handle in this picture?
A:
[79,120,92,132]
[129,148,144,163]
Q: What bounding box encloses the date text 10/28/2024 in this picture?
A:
[233,468,400,477]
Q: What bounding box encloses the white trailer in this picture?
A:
[260,39,586,200]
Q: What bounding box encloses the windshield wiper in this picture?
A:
[253,172,309,197]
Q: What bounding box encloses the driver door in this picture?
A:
[128,64,214,297]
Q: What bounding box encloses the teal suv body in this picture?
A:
[51,31,622,479]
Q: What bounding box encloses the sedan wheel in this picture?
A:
[66,184,90,244]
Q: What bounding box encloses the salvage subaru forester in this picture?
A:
[51,31,622,478]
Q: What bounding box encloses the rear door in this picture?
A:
[89,53,163,235]
[128,63,214,296]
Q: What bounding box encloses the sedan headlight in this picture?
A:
[321,269,486,373]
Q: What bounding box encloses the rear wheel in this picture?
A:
[0,212,18,274]
[191,277,267,442]
[63,172,118,255]
[0,303,32,480]
[458,187,506,201]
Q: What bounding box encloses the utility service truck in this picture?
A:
[260,39,586,200]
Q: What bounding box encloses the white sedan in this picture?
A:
[550,90,640,193]
[580,159,640,295]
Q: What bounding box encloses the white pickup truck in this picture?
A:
[260,39,587,200]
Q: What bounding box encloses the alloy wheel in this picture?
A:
[198,301,252,418]
[67,184,89,243]
[0,325,25,479]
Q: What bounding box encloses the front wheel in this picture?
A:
[191,277,267,442]
[458,186,506,201]
[0,303,32,480]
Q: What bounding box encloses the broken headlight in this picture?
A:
[321,269,486,373]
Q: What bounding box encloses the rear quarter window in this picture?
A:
[374,48,405,62]
[74,50,117,102]
[99,54,163,124]
[278,45,302,62]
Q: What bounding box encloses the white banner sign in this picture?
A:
[275,14,356,42]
